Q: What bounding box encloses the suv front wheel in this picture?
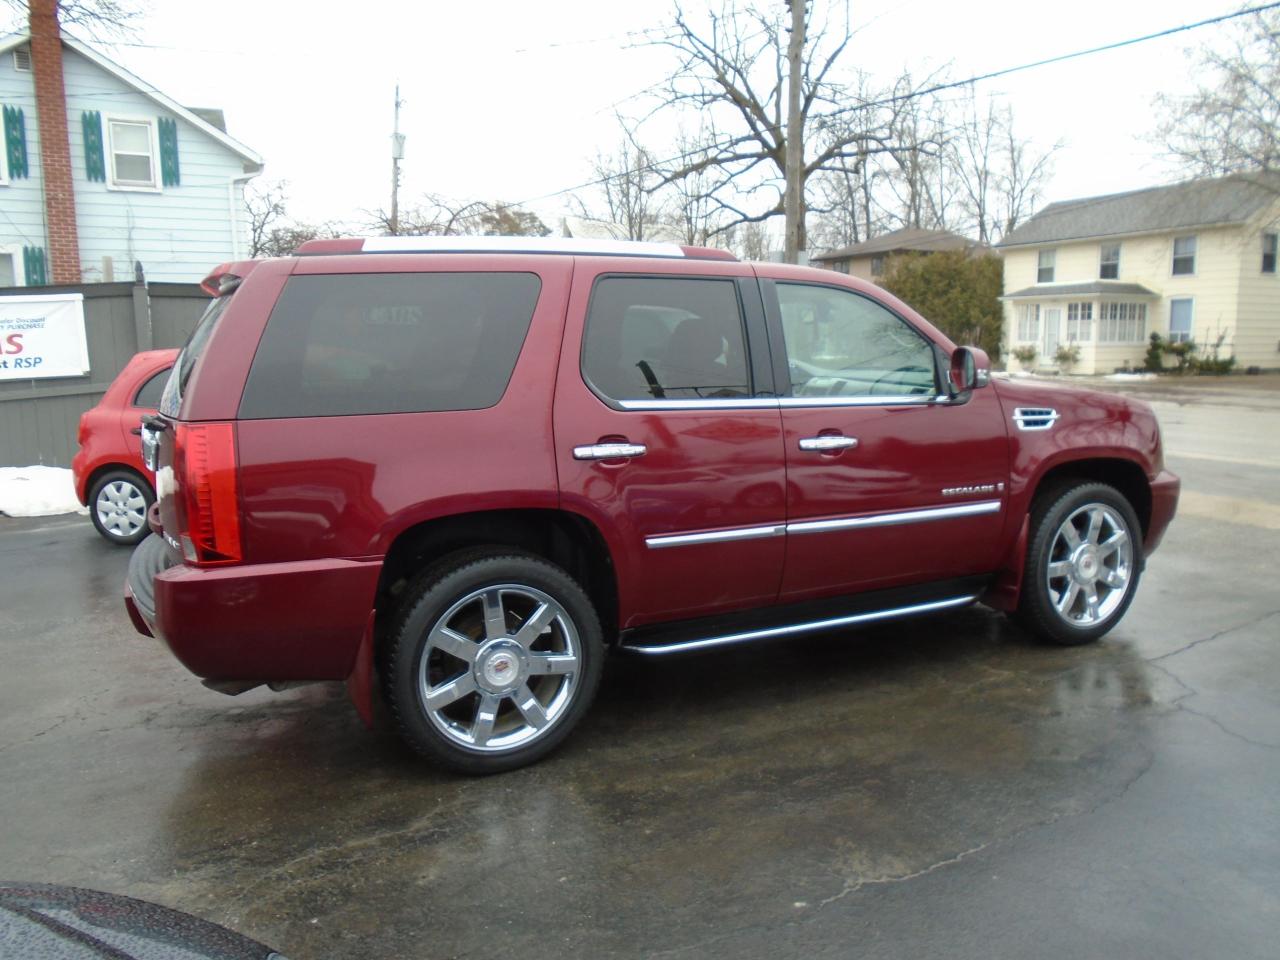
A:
[382,550,604,774]
[1017,481,1143,646]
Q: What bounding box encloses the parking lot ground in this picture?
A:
[1,384,1278,959]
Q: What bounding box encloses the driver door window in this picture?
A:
[777,284,937,398]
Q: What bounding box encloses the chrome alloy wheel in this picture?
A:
[417,584,581,753]
[95,479,148,540]
[1045,503,1133,627]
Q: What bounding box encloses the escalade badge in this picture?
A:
[941,483,1004,497]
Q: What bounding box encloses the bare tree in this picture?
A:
[245,181,339,258]
[369,197,549,237]
[646,1,920,262]
[951,97,1058,244]
[880,76,951,231]
[573,136,667,241]
[1155,7,1280,175]
[2,0,140,38]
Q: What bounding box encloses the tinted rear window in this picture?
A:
[132,367,172,408]
[238,272,540,419]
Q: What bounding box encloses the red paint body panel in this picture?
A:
[151,556,381,680]
[71,348,178,503]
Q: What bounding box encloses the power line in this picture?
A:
[515,1,1280,208]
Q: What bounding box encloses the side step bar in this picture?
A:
[618,592,982,656]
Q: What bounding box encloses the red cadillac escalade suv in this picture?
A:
[125,237,1179,773]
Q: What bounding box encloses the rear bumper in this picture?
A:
[125,534,382,682]
[1144,469,1180,556]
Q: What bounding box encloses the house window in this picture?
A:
[1037,249,1056,283]
[1172,235,1197,276]
[832,260,849,274]
[107,117,157,188]
[0,251,17,287]
[1099,302,1147,343]
[1169,298,1193,343]
[1066,302,1093,342]
[1100,243,1121,279]
[1263,232,1277,274]
[1017,304,1041,342]
[870,255,885,277]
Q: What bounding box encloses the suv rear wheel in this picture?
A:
[1017,481,1143,646]
[382,550,604,774]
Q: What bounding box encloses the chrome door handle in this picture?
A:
[798,435,858,452]
[573,442,647,461]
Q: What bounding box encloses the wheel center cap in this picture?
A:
[476,640,526,694]
[1073,546,1100,582]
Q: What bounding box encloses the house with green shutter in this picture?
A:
[0,2,262,287]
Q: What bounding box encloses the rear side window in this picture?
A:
[238,272,540,419]
[132,367,171,408]
[582,276,750,402]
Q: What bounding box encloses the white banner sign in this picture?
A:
[0,294,90,381]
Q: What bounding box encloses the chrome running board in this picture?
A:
[618,593,979,656]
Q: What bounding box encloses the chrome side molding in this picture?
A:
[1012,407,1059,431]
[619,594,979,655]
[786,499,1001,535]
[646,525,785,549]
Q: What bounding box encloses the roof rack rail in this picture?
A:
[293,236,738,261]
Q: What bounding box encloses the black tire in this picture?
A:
[1016,481,1144,646]
[381,549,604,775]
[88,469,154,546]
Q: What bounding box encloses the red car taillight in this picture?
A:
[173,422,242,565]
[77,412,90,446]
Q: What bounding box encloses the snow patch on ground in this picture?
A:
[1105,372,1158,381]
[0,466,88,518]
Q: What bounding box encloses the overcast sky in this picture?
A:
[3,0,1249,237]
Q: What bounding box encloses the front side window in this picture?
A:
[1037,249,1056,283]
[1263,232,1277,274]
[1017,303,1041,342]
[1169,298,1194,343]
[1172,235,1197,276]
[108,118,156,187]
[776,283,936,398]
[239,272,540,418]
[1066,302,1094,342]
[1100,243,1121,279]
[581,276,749,402]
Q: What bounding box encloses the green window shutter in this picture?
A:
[158,117,180,187]
[23,246,47,286]
[3,104,29,179]
[82,110,105,182]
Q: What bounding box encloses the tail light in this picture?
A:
[173,422,242,565]
[77,412,89,446]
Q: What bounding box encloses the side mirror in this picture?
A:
[949,346,990,394]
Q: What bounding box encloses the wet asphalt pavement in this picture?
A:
[1,380,1278,959]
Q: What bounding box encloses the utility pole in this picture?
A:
[783,0,806,264]
[390,84,405,236]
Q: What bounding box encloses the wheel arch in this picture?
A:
[86,462,154,500]
[987,455,1152,613]
[373,508,619,643]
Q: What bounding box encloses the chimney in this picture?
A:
[28,0,81,283]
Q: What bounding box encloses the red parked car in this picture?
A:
[125,237,1179,773]
[72,348,177,545]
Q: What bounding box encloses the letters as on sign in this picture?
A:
[0,294,90,380]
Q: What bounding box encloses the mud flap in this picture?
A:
[345,611,378,729]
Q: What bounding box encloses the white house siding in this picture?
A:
[1002,226,1249,374]
[1233,201,1280,370]
[60,49,254,283]
[0,45,48,282]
